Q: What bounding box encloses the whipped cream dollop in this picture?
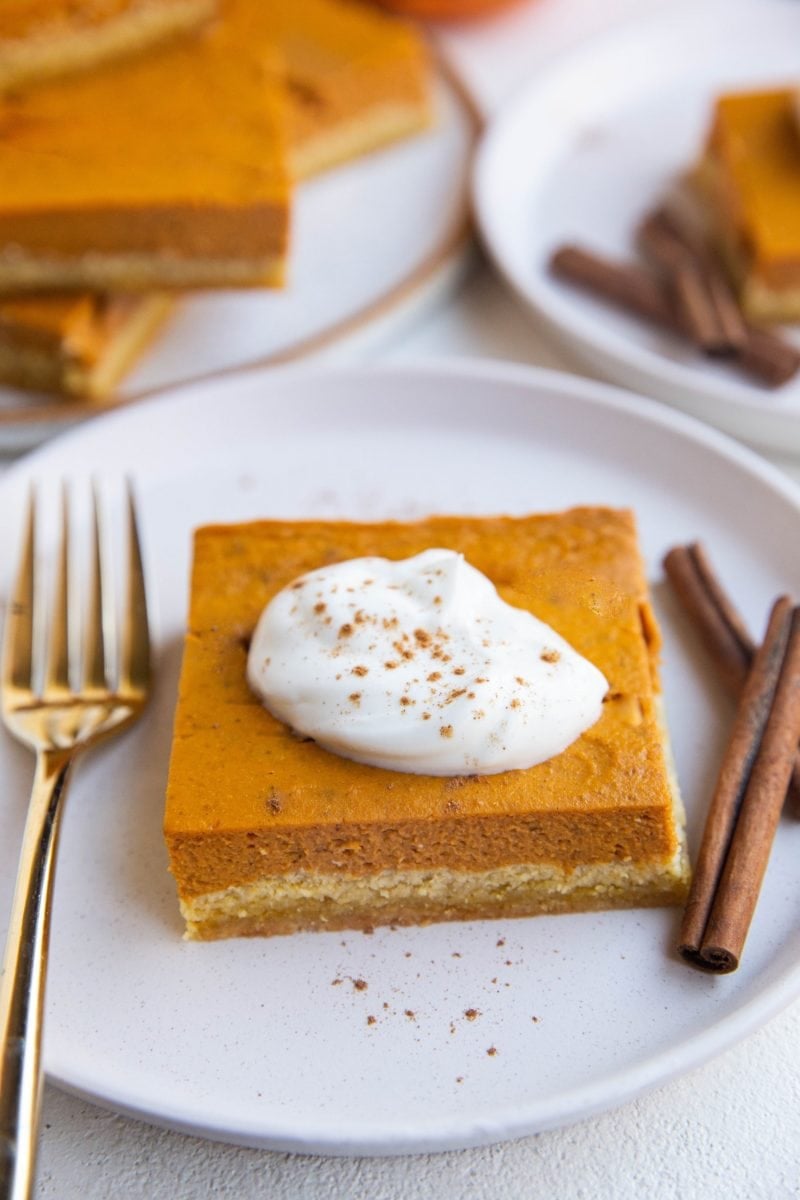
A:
[247,549,608,776]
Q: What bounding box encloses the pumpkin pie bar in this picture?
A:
[0,292,171,397]
[269,0,434,179]
[0,1,290,293]
[696,87,800,322]
[0,0,217,92]
[164,510,690,940]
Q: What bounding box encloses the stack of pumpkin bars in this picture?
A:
[0,0,433,398]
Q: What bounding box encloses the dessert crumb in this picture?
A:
[353,978,368,992]
[404,1009,416,1021]
[367,1015,377,1026]
[464,1008,480,1022]
[487,1046,498,1057]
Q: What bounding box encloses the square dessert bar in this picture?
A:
[164,510,690,940]
[0,1,290,293]
[697,88,800,322]
[271,0,433,179]
[0,0,217,92]
[0,292,171,396]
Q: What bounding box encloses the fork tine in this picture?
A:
[2,489,36,697]
[82,482,108,692]
[119,480,150,695]
[44,484,71,695]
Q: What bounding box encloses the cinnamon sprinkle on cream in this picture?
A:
[247,548,606,775]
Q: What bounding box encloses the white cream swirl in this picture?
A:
[247,549,607,776]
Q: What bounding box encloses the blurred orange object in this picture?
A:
[376,0,525,19]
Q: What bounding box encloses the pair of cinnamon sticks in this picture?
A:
[638,209,746,356]
[550,206,800,388]
[665,544,800,973]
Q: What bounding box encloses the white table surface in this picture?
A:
[14,1,800,1195]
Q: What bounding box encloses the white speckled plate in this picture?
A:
[473,0,800,454]
[2,362,800,1154]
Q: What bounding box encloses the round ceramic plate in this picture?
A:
[2,362,800,1155]
[0,70,476,453]
[472,0,800,454]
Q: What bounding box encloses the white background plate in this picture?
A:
[2,362,800,1155]
[472,0,800,454]
[0,73,475,452]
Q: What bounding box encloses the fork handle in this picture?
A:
[0,752,73,1200]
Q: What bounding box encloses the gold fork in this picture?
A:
[0,483,150,1200]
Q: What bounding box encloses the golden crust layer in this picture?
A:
[164,510,689,938]
[0,250,286,295]
[180,851,690,940]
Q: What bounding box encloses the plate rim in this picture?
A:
[6,357,800,1154]
[471,0,800,453]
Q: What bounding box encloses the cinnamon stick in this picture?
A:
[638,209,747,354]
[664,543,800,809]
[549,245,800,388]
[738,326,800,390]
[663,543,754,696]
[678,600,800,972]
[549,245,675,327]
